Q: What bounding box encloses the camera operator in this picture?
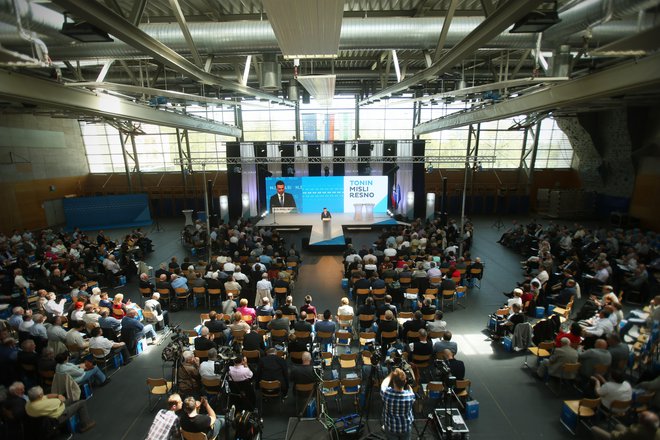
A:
[199,348,221,381]
[381,368,416,440]
[177,350,202,398]
[180,396,224,440]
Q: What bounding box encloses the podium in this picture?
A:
[182,209,194,226]
[322,217,331,239]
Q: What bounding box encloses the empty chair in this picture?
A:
[146,377,172,411]
[560,398,600,435]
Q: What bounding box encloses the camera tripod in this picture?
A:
[286,367,337,440]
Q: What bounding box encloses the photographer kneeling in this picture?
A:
[381,368,416,440]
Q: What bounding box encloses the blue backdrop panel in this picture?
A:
[63,194,152,231]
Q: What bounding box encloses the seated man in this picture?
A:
[144,292,169,329]
[426,310,447,333]
[228,355,253,383]
[257,348,289,396]
[178,351,202,397]
[592,370,632,410]
[25,385,95,432]
[438,349,465,380]
[256,297,275,330]
[180,396,223,440]
[290,351,318,387]
[204,311,230,343]
[55,351,108,387]
[199,348,221,380]
[121,309,157,352]
[89,327,131,366]
[433,331,457,355]
[194,327,217,351]
[578,338,612,379]
[537,337,578,380]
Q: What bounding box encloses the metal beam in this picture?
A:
[50,0,295,106]
[0,70,241,137]
[128,0,148,25]
[480,0,495,17]
[414,53,660,134]
[63,61,85,81]
[175,155,496,166]
[118,60,139,85]
[433,0,459,64]
[66,82,242,107]
[168,0,203,67]
[359,0,544,105]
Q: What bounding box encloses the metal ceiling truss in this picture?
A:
[175,155,497,166]
[50,0,296,106]
[0,69,242,136]
[359,0,545,105]
[414,52,660,133]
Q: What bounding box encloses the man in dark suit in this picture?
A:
[242,325,266,356]
[321,208,332,219]
[269,180,297,212]
[257,348,289,395]
[290,351,318,387]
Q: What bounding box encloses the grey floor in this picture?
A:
[73,215,594,440]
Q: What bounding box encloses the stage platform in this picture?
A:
[256,213,406,249]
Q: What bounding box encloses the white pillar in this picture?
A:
[219,195,229,224]
[425,192,436,220]
[406,191,415,219]
[241,193,250,218]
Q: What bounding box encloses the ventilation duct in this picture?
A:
[288,81,299,101]
[260,54,281,91]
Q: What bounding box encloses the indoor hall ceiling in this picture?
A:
[0,0,658,129]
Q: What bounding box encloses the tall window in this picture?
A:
[299,96,355,141]
[81,105,235,173]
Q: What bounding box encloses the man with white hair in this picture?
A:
[255,272,273,307]
[145,292,169,328]
[26,385,96,432]
[223,257,236,274]
[102,254,122,275]
[121,309,157,350]
[5,381,28,420]
[233,266,249,283]
[28,313,48,341]
[537,337,578,380]
[8,306,24,330]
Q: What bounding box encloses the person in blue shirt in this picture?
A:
[121,309,157,351]
[170,274,189,291]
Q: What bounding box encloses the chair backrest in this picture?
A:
[469,268,482,275]
[429,277,442,285]
[146,377,168,391]
[201,377,222,394]
[200,313,210,324]
[592,363,609,375]
[422,314,435,321]
[290,351,304,364]
[339,353,358,368]
[442,290,456,299]
[139,287,152,297]
[231,329,246,342]
[361,350,372,366]
[609,399,632,414]
[561,362,581,376]
[380,330,398,343]
[341,378,361,392]
[538,341,555,352]
[426,381,445,395]
[294,382,315,394]
[336,330,352,341]
[316,331,334,341]
[257,315,273,324]
[260,380,282,396]
[399,311,413,319]
[399,277,412,284]
[406,331,420,342]
[579,398,601,410]
[273,287,288,295]
[356,288,370,296]
[181,429,208,440]
[412,354,431,366]
[207,289,221,296]
[359,314,374,325]
[194,349,209,361]
[283,314,297,322]
[429,331,445,340]
[192,287,206,294]
[90,347,106,359]
[322,379,340,394]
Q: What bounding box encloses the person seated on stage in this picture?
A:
[236,298,256,325]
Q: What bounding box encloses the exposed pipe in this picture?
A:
[543,0,660,42]
[10,0,50,65]
[0,0,655,58]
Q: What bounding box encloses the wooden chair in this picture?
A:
[192,287,207,309]
[359,331,376,349]
[424,381,445,401]
[194,349,209,362]
[242,349,261,366]
[207,289,221,306]
[557,362,581,393]
[525,341,555,368]
[139,287,153,305]
[423,287,439,303]
[321,351,334,368]
[379,330,398,347]
[181,429,210,440]
[335,330,352,353]
[560,398,600,435]
[231,329,246,345]
[201,377,222,402]
[174,287,191,309]
[293,330,311,344]
[429,277,442,287]
[225,289,240,300]
[290,351,304,364]
[257,314,273,329]
[339,353,358,371]
[259,380,283,413]
[371,288,386,302]
[355,288,371,304]
[429,331,445,340]
[399,277,412,288]
[340,378,362,411]
[283,314,297,324]
[184,330,198,345]
[358,314,375,331]
[146,377,172,411]
[601,399,632,429]
[441,290,456,311]
[294,383,316,414]
[90,347,121,372]
[469,268,482,288]
[405,330,420,343]
[361,350,372,366]
[322,379,342,412]
[398,311,413,320]
[199,313,210,325]
[453,379,471,409]
[157,289,171,306]
[455,286,467,308]
[270,329,289,347]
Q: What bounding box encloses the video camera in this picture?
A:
[386,349,416,388]
[161,324,186,362]
[214,345,241,375]
[433,359,456,388]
